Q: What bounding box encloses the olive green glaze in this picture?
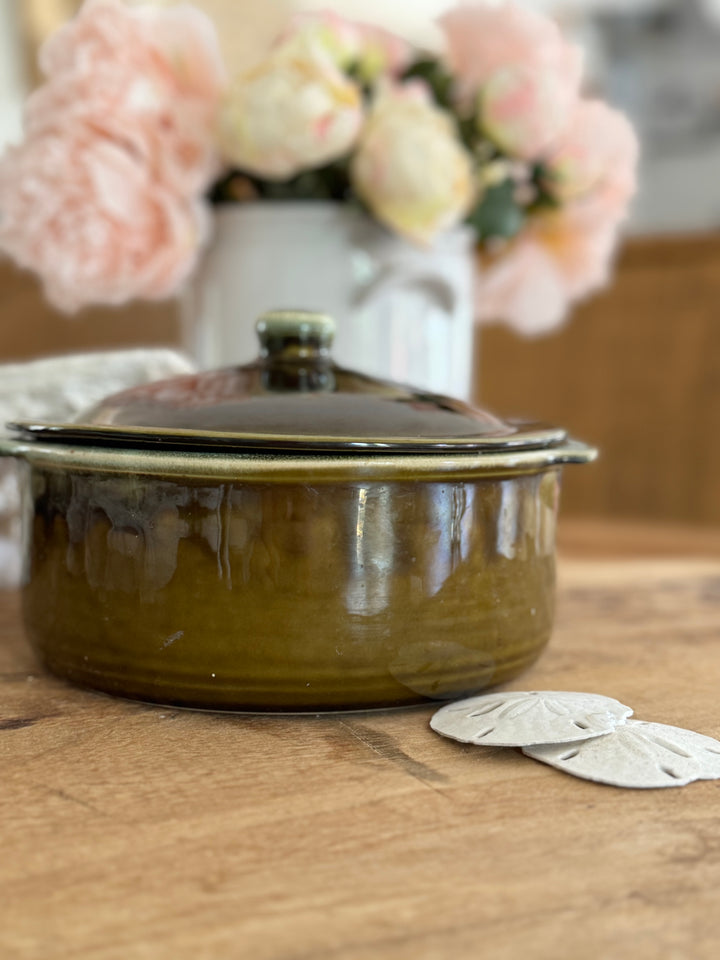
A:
[21,463,560,711]
[7,313,595,712]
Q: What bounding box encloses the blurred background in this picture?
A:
[0,0,719,526]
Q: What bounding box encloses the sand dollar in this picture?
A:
[523,719,720,788]
[430,690,633,747]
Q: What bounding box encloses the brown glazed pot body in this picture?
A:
[20,460,560,711]
[9,311,594,712]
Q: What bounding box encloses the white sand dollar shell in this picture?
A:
[523,719,720,788]
[430,691,632,747]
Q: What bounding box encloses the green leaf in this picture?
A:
[528,162,562,213]
[457,114,480,152]
[467,180,525,241]
[344,60,375,100]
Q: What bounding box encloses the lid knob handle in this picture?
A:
[256,310,335,360]
[255,310,336,393]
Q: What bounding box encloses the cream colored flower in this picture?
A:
[351,83,476,244]
[285,11,411,82]
[218,34,363,180]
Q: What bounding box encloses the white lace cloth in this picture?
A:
[0,348,196,586]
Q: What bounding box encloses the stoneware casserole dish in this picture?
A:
[1,311,596,711]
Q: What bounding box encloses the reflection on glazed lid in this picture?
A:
[12,311,568,454]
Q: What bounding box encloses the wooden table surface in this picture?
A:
[2,519,720,960]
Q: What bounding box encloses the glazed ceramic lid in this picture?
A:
[12,310,572,456]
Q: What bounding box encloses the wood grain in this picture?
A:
[0,261,178,362]
[1,521,720,960]
[557,517,720,559]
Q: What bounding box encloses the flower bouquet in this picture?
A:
[0,0,638,384]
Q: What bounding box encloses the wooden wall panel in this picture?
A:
[476,234,720,525]
[0,261,179,361]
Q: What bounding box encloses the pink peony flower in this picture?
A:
[31,0,226,195]
[439,2,583,97]
[439,2,583,157]
[0,0,226,311]
[351,82,476,244]
[544,99,639,211]
[476,202,631,336]
[0,131,208,313]
[476,238,568,336]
